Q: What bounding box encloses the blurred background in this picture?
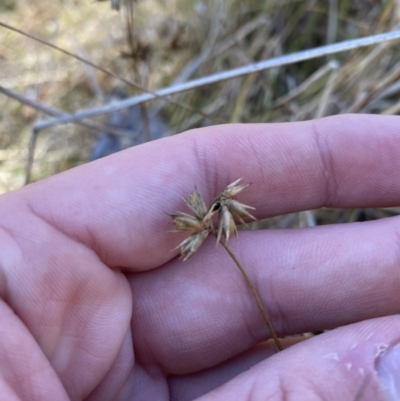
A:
[1,0,400,226]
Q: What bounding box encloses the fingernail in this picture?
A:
[376,343,400,401]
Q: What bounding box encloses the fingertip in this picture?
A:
[376,342,400,401]
[195,316,400,401]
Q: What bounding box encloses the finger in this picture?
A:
[11,114,400,270]
[168,338,304,401]
[129,216,400,374]
[193,316,400,401]
[0,300,69,401]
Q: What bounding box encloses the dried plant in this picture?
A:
[170,179,283,351]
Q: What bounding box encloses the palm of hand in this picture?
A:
[1,115,400,401]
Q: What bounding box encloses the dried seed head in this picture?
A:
[217,204,237,243]
[178,230,209,261]
[220,178,249,199]
[185,188,208,220]
[170,188,211,260]
[209,178,256,243]
[169,179,256,259]
[202,201,220,224]
[223,198,256,226]
[169,212,206,232]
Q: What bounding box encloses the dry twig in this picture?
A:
[35,29,400,129]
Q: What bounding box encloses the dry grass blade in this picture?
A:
[314,65,339,118]
[273,60,339,108]
[172,15,268,86]
[350,60,400,113]
[25,129,38,186]
[326,0,338,46]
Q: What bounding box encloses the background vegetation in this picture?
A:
[1,0,400,225]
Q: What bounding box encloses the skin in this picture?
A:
[0,114,400,400]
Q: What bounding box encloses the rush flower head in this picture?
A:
[170,179,256,260]
[184,188,208,220]
[170,188,210,261]
[219,178,250,199]
[169,212,206,233]
[168,179,283,352]
[217,204,237,243]
[209,178,256,243]
[178,230,209,261]
[223,198,256,225]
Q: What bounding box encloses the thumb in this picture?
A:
[196,316,400,401]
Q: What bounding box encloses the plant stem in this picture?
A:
[219,238,283,351]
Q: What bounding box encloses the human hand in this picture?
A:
[1,114,399,401]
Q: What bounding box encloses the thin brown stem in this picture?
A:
[218,238,283,351]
